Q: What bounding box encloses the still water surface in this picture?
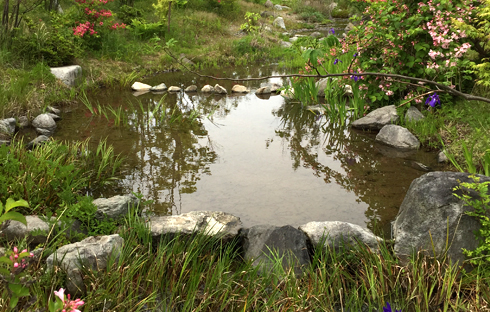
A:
[53,66,442,236]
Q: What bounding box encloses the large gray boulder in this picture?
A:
[299,221,382,251]
[351,105,399,130]
[273,17,286,30]
[149,211,242,242]
[393,172,490,264]
[240,225,310,276]
[46,234,124,295]
[405,106,425,122]
[50,65,82,87]
[93,194,139,221]
[264,0,273,7]
[32,113,56,136]
[375,125,420,150]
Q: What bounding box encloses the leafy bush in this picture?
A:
[341,0,478,105]
[118,4,144,24]
[453,175,490,268]
[130,19,165,40]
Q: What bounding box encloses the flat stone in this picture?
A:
[149,211,242,242]
[376,125,420,150]
[214,84,228,94]
[310,32,322,38]
[2,216,82,245]
[256,86,272,94]
[299,221,382,251]
[150,83,168,92]
[46,234,124,295]
[351,105,399,130]
[168,86,182,92]
[93,194,139,221]
[280,41,293,48]
[201,85,214,93]
[131,82,152,91]
[47,113,61,121]
[231,85,249,93]
[50,65,82,87]
[185,85,198,92]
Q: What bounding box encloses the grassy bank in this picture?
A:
[1,207,489,311]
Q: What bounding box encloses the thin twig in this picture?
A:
[163,48,490,104]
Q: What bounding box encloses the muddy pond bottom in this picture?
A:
[53,68,442,236]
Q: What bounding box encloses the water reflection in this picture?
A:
[53,66,441,236]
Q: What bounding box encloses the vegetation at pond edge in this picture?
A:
[0,0,490,310]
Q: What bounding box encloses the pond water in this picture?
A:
[52,66,442,236]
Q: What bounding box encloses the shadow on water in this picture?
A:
[53,65,442,237]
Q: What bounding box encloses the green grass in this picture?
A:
[2,208,489,311]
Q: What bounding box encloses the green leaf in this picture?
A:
[0,211,27,226]
[0,256,13,265]
[9,283,24,295]
[9,295,19,309]
[5,198,29,212]
[0,267,10,275]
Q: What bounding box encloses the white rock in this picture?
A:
[50,65,82,87]
[232,85,249,93]
[168,86,182,92]
[201,85,214,93]
[214,84,228,94]
[273,17,286,30]
[131,82,152,91]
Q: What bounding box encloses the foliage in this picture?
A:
[0,139,123,215]
[240,12,260,33]
[452,0,490,89]
[0,198,28,227]
[10,16,80,66]
[453,175,490,267]
[0,247,35,310]
[342,0,478,106]
[130,19,165,40]
[118,4,144,24]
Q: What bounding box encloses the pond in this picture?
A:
[52,65,442,236]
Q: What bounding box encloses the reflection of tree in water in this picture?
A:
[109,92,229,215]
[273,101,423,236]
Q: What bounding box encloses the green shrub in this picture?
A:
[118,4,144,24]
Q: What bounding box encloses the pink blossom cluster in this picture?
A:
[111,22,127,29]
[84,7,112,19]
[73,21,97,37]
[76,0,113,3]
[404,90,423,103]
[10,246,34,270]
[54,288,85,312]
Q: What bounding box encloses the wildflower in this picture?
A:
[350,71,361,82]
[330,28,335,34]
[425,93,441,108]
[54,288,85,312]
[383,302,401,312]
[353,52,358,57]
[333,58,342,65]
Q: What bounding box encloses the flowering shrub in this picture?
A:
[339,0,481,105]
[0,246,35,309]
[72,0,126,49]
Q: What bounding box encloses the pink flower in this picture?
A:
[54,288,85,312]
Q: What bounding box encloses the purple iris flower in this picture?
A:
[334,58,342,65]
[353,52,358,57]
[330,28,335,34]
[425,93,441,107]
[383,302,402,312]
[350,70,361,82]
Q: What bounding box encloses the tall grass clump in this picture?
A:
[0,138,124,215]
